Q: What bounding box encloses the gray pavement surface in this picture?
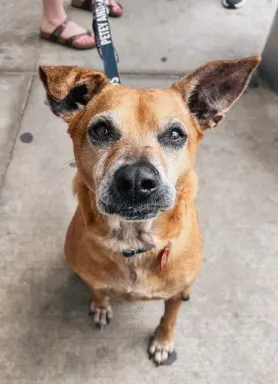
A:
[1,0,278,383]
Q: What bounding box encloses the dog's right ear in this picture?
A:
[39,65,109,122]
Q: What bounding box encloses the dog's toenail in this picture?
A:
[182,294,190,302]
[160,350,177,366]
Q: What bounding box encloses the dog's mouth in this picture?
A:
[99,200,168,221]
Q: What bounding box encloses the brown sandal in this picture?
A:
[72,0,124,18]
[40,18,96,50]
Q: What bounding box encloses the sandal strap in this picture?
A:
[72,0,92,10]
[65,30,92,44]
[51,18,69,41]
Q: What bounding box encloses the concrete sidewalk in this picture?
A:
[1,1,278,383]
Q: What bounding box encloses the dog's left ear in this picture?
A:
[172,57,261,130]
[39,65,109,122]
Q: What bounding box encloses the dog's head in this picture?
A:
[39,57,260,221]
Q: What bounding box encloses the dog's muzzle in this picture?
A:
[99,161,174,220]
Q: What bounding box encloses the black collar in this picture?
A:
[122,249,146,258]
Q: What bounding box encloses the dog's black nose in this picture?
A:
[114,162,160,203]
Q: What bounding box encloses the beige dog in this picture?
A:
[39,56,260,365]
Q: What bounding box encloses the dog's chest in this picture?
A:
[98,255,185,301]
[124,265,175,300]
[95,219,186,299]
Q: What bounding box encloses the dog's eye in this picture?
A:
[88,121,120,146]
[170,128,184,141]
[158,125,187,149]
[95,125,109,138]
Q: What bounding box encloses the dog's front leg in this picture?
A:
[149,297,183,365]
[89,287,113,328]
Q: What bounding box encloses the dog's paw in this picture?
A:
[148,336,177,366]
[89,302,113,328]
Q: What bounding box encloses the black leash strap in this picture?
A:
[92,0,121,84]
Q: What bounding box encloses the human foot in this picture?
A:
[106,0,123,17]
[40,17,95,49]
[72,0,124,18]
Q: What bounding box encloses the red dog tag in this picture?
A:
[160,241,172,271]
